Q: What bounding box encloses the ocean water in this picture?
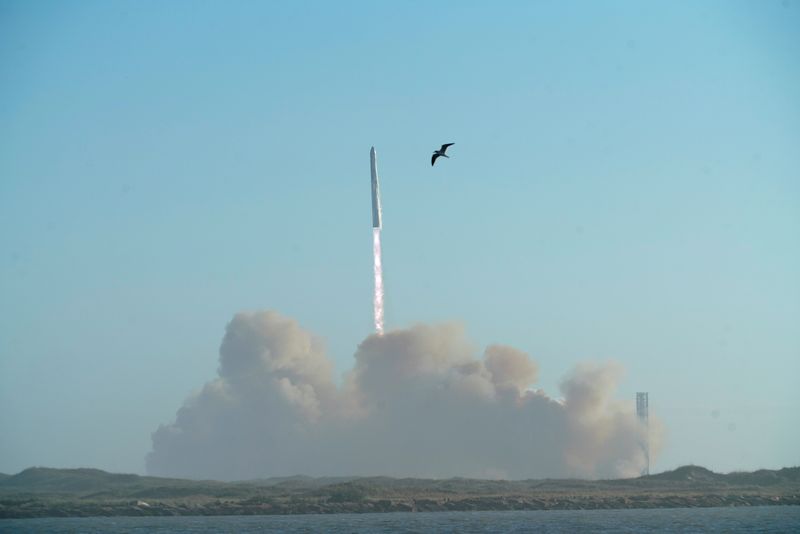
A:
[2,507,799,533]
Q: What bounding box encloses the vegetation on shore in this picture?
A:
[1,465,798,518]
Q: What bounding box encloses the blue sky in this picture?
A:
[1,0,798,476]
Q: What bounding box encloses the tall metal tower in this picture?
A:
[636,392,650,476]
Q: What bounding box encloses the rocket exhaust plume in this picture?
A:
[370,147,384,334]
[373,228,384,334]
[147,311,663,480]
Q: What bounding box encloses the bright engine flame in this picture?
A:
[373,227,384,335]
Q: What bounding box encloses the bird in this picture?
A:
[431,143,454,166]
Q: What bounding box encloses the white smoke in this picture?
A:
[146,310,661,481]
[373,228,384,335]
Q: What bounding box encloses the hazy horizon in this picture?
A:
[4,462,796,482]
[1,1,798,479]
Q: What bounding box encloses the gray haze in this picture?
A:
[147,311,661,480]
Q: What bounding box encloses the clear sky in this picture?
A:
[1,0,798,476]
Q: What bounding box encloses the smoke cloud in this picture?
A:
[147,311,661,481]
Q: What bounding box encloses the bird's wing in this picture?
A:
[440,143,455,152]
[431,153,439,166]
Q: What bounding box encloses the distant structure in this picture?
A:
[636,392,650,476]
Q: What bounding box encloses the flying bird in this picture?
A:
[431,143,454,166]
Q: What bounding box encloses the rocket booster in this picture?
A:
[370,147,382,228]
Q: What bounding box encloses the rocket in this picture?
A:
[370,146,382,228]
[370,146,384,334]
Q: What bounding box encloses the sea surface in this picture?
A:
[2,507,799,533]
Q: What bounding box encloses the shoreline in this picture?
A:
[4,493,799,519]
[2,465,799,519]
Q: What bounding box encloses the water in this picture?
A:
[2,507,799,533]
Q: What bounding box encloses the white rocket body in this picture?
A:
[370,147,382,229]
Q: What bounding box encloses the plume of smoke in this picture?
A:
[373,228,384,334]
[147,310,661,480]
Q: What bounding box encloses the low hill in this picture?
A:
[2,467,152,493]
[646,465,721,483]
[1,465,798,518]
[0,467,253,500]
